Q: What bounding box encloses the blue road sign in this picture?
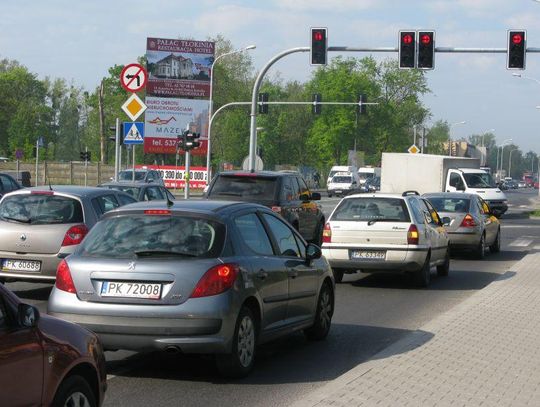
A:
[123,122,145,145]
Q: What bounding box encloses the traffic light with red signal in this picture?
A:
[311,28,327,66]
[417,31,435,69]
[399,31,416,69]
[507,30,526,70]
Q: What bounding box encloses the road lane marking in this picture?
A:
[509,238,534,247]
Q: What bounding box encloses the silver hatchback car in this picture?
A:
[48,200,334,377]
[0,186,136,282]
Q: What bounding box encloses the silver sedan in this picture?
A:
[47,200,334,377]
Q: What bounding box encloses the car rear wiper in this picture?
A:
[1,216,31,224]
[134,250,197,258]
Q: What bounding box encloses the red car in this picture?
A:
[0,283,107,406]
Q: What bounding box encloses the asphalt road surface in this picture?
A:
[6,188,539,407]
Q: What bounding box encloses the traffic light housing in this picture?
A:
[399,30,416,69]
[177,132,186,151]
[417,31,435,69]
[358,94,367,114]
[312,93,322,114]
[507,30,526,70]
[258,93,269,114]
[311,28,327,66]
[185,132,201,150]
[79,151,90,161]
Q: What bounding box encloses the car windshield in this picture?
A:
[331,197,410,222]
[79,214,225,259]
[0,193,83,224]
[208,175,277,200]
[463,172,496,188]
[426,197,470,213]
[332,176,352,183]
[118,171,146,181]
[358,172,374,181]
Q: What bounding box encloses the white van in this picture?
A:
[357,166,381,185]
[327,172,358,197]
[327,166,358,186]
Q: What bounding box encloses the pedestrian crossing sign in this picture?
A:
[123,122,144,145]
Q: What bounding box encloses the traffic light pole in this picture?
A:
[114,118,120,181]
[35,139,39,187]
[184,150,191,199]
[84,146,88,186]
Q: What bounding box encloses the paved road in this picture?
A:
[6,189,539,407]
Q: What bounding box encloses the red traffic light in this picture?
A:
[313,31,324,41]
[420,34,431,45]
[402,34,413,44]
[512,33,523,44]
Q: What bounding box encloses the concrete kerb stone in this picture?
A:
[293,252,540,407]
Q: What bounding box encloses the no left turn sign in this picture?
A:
[120,63,148,92]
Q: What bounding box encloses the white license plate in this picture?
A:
[1,259,41,272]
[351,250,386,260]
[101,281,162,299]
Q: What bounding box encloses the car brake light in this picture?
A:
[56,259,76,293]
[460,214,476,228]
[407,224,419,245]
[322,223,332,243]
[271,206,282,214]
[144,209,171,215]
[191,263,239,298]
[31,191,54,195]
[61,224,89,247]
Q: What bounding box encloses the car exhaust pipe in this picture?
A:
[165,346,181,354]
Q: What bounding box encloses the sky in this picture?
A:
[3,0,540,154]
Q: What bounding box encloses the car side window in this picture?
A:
[234,213,274,256]
[281,177,294,201]
[289,177,300,201]
[116,193,137,206]
[449,173,464,189]
[92,195,120,215]
[293,233,306,258]
[296,176,310,197]
[261,213,301,257]
[163,188,175,201]
[145,186,164,201]
[0,175,14,192]
[421,199,440,225]
[408,198,425,225]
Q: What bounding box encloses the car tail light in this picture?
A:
[271,206,282,214]
[31,190,54,195]
[144,209,171,215]
[460,214,476,228]
[56,259,76,293]
[190,263,239,298]
[407,224,419,245]
[322,223,332,243]
[61,224,89,247]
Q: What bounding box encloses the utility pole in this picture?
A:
[35,139,39,187]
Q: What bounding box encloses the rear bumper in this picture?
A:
[447,231,481,249]
[485,200,508,216]
[0,249,74,281]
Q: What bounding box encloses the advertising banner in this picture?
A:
[146,37,215,98]
[144,96,209,155]
[137,165,207,189]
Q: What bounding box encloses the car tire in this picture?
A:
[436,250,450,277]
[490,229,501,253]
[332,268,344,283]
[475,234,486,260]
[216,306,257,379]
[304,282,333,341]
[52,374,97,407]
[413,254,431,288]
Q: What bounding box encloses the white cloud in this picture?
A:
[274,0,379,12]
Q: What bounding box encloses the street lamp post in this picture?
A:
[448,121,467,156]
[480,128,495,148]
[498,139,513,180]
[508,148,519,179]
[205,45,256,184]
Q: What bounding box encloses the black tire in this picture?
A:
[413,254,431,288]
[52,374,97,407]
[304,283,333,341]
[489,229,501,253]
[332,269,344,284]
[437,250,450,277]
[216,306,257,379]
[327,193,332,198]
[475,234,486,260]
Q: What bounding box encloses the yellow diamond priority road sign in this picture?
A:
[408,144,420,154]
[121,93,147,121]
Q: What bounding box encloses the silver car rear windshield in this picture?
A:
[427,197,470,213]
[209,175,277,200]
[118,171,146,181]
[0,193,83,225]
[79,214,225,259]
[332,198,410,222]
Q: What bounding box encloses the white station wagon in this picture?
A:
[322,192,450,287]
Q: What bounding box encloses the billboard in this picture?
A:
[137,165,207,189]
[146,37,215,98]
[144,96,209,155]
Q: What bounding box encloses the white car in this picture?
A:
[327,172,358,197]
[322,192,450,287]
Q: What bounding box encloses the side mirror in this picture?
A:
[311,192,321,201]
[17,303,39,328]
[442,216,451,226]
[306,243,322,263]
[300,194,310,202]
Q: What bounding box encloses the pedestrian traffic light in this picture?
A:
[312,93,322,114]
[177,132,186,151]
[185,132,201,150]
[417,31,435,69]
[258,93,269,114]
[399,30,416,69]
[86,151,91,161]
[311,27,327,66]
[507,30,526,70]
[79,151,90,161]
[357,94,367,114]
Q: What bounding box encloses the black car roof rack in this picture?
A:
[402,190,420,196]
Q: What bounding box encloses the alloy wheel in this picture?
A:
[237,315,255,368]
[64,392,91,407]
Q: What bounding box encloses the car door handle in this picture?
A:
[257,270,268,280]
[288,269,299,278]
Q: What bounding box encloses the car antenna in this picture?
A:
[166,192,174,208]
[48,177,53,191]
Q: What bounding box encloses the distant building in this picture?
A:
[154,54,194,79]
[444,141,487,166]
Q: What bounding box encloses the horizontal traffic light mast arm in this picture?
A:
[328,46,540,53]
[258,101,379,106]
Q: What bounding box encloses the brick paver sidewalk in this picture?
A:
[295,252,540,406]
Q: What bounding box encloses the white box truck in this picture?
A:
[380,153,508,216]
